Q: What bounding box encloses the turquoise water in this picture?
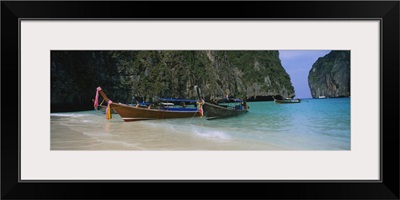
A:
[51,98,350,150]
[155,98,350,150]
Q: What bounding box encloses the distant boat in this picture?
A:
[194,86,249,120]
[318,95,326,99]
[273,96,301,104]
[94,87,201,122]
[274,97,301,104]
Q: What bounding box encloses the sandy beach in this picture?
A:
[51,112,284,150]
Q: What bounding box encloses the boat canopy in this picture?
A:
[158,98,198,103]
[132,102,151,106]
[217,98,244,103]
[161,102,174,106]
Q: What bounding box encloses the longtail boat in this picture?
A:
[273,96,301,104]
[194,86,249,120]
[95,98,118,114]
[98,105,118,114]
[94,87,201,122]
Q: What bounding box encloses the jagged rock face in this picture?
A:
[51,50,294,111]
[308,51,350,98]
[201,51,294,100]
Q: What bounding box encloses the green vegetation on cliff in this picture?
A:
[51,50,294,112]
[308,51,350,98]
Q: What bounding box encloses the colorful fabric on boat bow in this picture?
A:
[106,100,113,120]
[197,99,204,118]
[94,86,102,109]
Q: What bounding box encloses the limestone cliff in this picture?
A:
[308,51,350,98]
[51,50,294,111]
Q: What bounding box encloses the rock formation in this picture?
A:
[308,51,350,98]
[51,50,295,111]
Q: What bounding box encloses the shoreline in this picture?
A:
[51,114,285,151]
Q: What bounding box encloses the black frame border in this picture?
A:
[2,1,399,199]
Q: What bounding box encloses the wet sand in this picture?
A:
[51,113,284,150]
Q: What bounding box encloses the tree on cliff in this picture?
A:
[51,50,295,112]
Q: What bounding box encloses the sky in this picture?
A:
[279,50,331,98]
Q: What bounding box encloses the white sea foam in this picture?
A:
[51,113,84,117]
[192,127,231,140]
[82,131,114,138]
[51,99,350,150]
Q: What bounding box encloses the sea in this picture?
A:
[51,98,350,150]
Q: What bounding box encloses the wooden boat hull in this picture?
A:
[203,102,248,120]
[110,103,200,122]
[96,88,200,122]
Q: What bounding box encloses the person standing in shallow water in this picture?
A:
[244,101,249,109]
